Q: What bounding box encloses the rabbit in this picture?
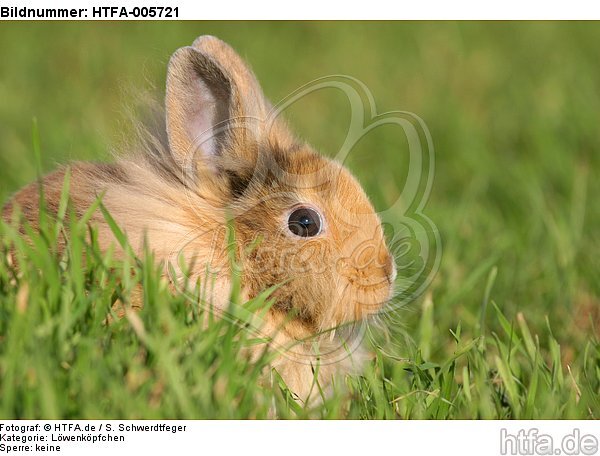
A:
[2,36,396,403]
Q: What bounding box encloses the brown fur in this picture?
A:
[2,36,395,402]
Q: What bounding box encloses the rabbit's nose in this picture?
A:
[384,254,396,284]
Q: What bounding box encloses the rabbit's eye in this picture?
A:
[288,207,322,238]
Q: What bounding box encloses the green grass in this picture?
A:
[1,22,599,419]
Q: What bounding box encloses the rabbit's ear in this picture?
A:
[166,36,282,174]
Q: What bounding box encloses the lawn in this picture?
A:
[0,22,598,419]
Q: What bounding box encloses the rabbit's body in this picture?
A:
[3,36,395,402]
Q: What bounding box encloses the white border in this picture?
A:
[0,0,599,19]
[0,420,599,455]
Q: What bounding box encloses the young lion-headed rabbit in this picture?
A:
[3,36,396,402]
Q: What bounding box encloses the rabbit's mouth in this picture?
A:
[335,257,395,296]
[350,282,395,318]
[301,274,394,330]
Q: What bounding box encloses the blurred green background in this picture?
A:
[1,22,598,362]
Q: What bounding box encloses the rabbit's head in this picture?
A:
[166,36,396,331]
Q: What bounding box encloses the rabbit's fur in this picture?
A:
[3,36,396,402]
